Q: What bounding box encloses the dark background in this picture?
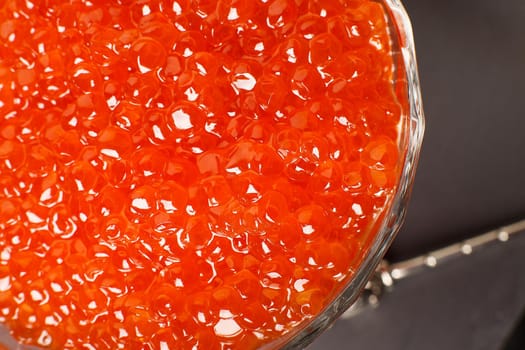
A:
[311,0,525,349]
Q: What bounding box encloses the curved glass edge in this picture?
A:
[269,1,426,349]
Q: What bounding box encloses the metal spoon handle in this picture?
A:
[342,218,525,318]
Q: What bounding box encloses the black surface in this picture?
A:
[311,0,525,349]
[503,308,525,350]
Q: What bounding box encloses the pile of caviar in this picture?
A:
[0,0,406,349]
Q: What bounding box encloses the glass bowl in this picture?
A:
[0,0,424,348]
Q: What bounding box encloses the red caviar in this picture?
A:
[0,0,406,349]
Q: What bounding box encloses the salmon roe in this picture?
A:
[0,0,406,349]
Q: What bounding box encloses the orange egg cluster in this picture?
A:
[0,0,405,349]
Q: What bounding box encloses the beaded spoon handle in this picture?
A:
[341,218,525,318]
